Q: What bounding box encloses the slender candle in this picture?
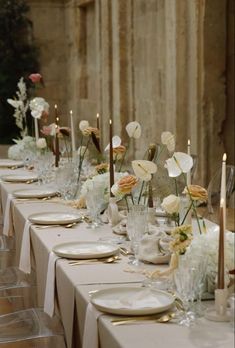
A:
[187,139,191,186]
[218,198,225,289]
[70,110,76,152]
[34,118,39,142]
[96,113,100,129]
[54,105,60,167]
[220,153,227,231]
[109,119,114,196]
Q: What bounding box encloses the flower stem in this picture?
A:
[118,139,130,172]
[125,196,129,212]
[138,181,145,204]
[181,201,193,225]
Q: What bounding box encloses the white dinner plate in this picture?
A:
[28,212,81,225]
[0,160,24,168]
[52,241,119,259]
[1,174,38,183]
[91,287,174,315]
[13,188,58,199]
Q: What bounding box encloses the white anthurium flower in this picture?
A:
[165,152,193,177]
[161,194,180,214]
[161,131,175,152]
[79,120,89,132]
[132,160,157,182]
[126,121,141,139]
[29,97,49,119]
[36,138,47,149]
[7,99,23,108]
[105,135,122,151]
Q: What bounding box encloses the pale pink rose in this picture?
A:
[29,73,42,83]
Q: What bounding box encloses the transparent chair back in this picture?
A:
[0,267,37,313]
[0,235,16,269]
[207,164,235,224]
[0,308,66,347]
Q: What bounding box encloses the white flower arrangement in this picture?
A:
[8,136,36,160]
[81,172,127,204]
[186,227,235,292]
[29,97,49,119]
[7,77,29,137]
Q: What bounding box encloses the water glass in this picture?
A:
[127,205,148,266]
[85,183,106,228]
[55,163,78,200]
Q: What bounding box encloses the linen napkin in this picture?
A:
[3,193,13,236]
[19,220,32,274]
[44,251,60,317]
[83,303,102,348]
[138,232,171,264]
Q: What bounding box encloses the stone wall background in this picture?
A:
[24,0,234,186]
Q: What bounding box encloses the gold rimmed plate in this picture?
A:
[1,174,38,183]
[28,212,81,225]
[13,188,58,199]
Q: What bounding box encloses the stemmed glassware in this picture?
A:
[55,163,78,200]
[126,205,148,266]
[174,251,208,326]
[34,152,54,185]
[85,183,106,229]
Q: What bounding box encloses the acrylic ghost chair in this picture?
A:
[207,164,235,228]
[0,308,66,347]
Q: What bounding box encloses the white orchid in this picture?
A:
[161,131,175,152]
[29,97,49,119]
[126,121,141,139]
[132,160,157,181]
[105,135,122,151]
[79,120,89,132]
[165,152,193,177]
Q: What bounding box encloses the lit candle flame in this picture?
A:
[70,110,73,115]
[54,104,57,109]
[97,113,99,119]
[109,119,112,125]
[220,198,225,207]
[188,139,191,146]
[222,153,227,162]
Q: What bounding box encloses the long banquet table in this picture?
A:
[0,164,234,348]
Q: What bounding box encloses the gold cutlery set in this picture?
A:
[68,255,121,265]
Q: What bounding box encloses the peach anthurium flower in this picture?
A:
[132,160,157,182]
[126,121,141,139]
[161,131,175,152]
[165,152,193,177]
[105,135,122,151]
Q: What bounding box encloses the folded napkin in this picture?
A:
[94,289,163,309]
[19,220,32,274]
[44,251,60,317]
[112,218,127,235]
[83,303,102,348]
[138,232,171,264]
[3,193,13,236]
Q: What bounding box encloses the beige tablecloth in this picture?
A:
[0,165,234,348]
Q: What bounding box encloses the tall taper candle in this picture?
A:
[55,105,60,167]
[109,119,114,196]
[220,154,227,228]
[187,139,191,186]
[218,198,225,289]
[96,113,100,129]
[34,118,39,142]
[70,110,76,152]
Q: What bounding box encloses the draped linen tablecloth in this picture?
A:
[0,164,234,348]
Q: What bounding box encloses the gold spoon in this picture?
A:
[34,221,79,229]
[69,255,120,265]
[112,312,175,326]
